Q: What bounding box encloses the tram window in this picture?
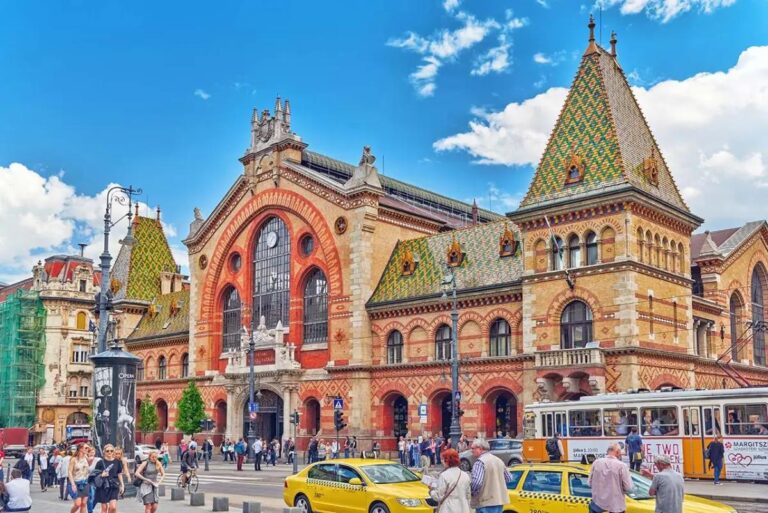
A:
[524,412,537,438]
[569,409,602,437]
[703,407,721,436]
[603,408,639,436]
[682,407,700,436]
[641,407,679,436]
[542,411,567,437]
[724,404,768,435]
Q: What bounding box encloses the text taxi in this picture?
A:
[284,459,436,513]
[503,463,736,513]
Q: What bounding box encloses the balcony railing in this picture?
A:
[535,348,604,368]
[66,396,91,405]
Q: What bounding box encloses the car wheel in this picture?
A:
[294,494,313,513]
[508,458,522,466]
[460,459,472,472]
[369,502,390,513]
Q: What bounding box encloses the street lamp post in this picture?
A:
[243,326,257,463]
[441,266,461,450]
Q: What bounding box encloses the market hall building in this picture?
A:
[128,20,768,451]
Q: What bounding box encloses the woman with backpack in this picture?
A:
[93,444,125,513]
[706,435,725,485]
[135,451,165,513]
[545,433,564,462]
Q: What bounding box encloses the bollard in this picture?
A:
[204,451,210,471]
[189,492,205,506]
[158,484,166,497]
[171,487,185,501]
[242,502,262,513]
[212,496,230,512]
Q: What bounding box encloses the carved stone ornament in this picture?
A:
[564,144,587,185]
[148,302,158,318]
[110,277,122,294]
[199,254,208,269]
[334,216,348,235]
[642,148,659,186]
[499,223,518,257]
[42,408,55,423]
[401,247,417,276]
[446,235,465,267]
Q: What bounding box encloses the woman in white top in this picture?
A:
[58,450,73,500]
[69,444,91,513]
[429,449,471,513]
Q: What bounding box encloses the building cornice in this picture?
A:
[326,353,533,374]
[367,288,522,319]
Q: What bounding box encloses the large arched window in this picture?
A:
[560,300,593,349]
[303,269,328,344]
[586,231,598,265]
[253,216,291,329]
[752,267,766,366]
[181,353,189,378]
[730,293,744,362]
[489,319,511,357]
[551,236,564,271]
[435,324,452,361]
[387,330,403,364]
[222,287,241,353]
[158,356,167,380]
[568,235,581,268]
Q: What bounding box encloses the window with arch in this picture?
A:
[730,293,744,362]
[387,330,403,364]
[560,301,593,349]
[586,232,598,265]
[636,228,644,262]
[76,311,87,331]
[752,268,766,366]
[551,236,564,271]
[568,235,581,268]
[489,318,511,357]
[158,355,167,380]
[435,324,452,361]
[303,269,328,344]
[137,363,144,381]
[181,353,189,378]
[253,216,291,329]
[222,287,241,353]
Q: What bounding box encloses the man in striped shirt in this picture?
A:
[469,439,513,513]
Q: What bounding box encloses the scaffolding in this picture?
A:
[0,290,46,428]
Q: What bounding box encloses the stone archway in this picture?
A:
[156,400,168,431]
[482,389,518,438]
[242,389,284,442]
[214,401,227,434]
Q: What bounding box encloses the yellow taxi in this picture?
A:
[503,463,736,513]
[283,459,436,513]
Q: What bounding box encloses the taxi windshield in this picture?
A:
[361,464,420,484]
[627,471,653,500]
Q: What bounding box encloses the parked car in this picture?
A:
[134,444,158,462]
[459,438,523,471]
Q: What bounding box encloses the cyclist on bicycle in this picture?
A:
[179,442,199,487]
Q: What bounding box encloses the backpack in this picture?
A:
[546,437,560,457]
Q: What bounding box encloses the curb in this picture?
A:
[690,494,763,504]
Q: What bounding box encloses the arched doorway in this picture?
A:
[393,396,408,439]
[214,401,227,433]
[438,394,452,438]
[242,390,283,442]
[484,390,517,438]
[66,412,89,425]
[305,399,320,435]
[156,400,168,431]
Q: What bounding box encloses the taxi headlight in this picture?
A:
[396,498,422,507]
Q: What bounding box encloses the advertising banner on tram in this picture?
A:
[724,438,768,480]
[567,438,684,473]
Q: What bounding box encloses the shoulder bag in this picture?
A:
[436,472,460,512]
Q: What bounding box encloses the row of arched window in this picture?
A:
[636,227,685,273]
[385,318,516,364]
[220,217,330,353]
[533,227,615,273]
[730,266,767,366]
[137,353,189,381]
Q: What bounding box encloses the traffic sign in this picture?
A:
[333,398,344,410]
[249,402,256,413]
[418,403,427,417]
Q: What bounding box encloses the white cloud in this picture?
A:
[601,0,738,23]
[533,51,566,66]
[487,182,522,212]
[536,0,550,7]
[472,35,511,76]
[533,52,552,64]
[434,45,768,227]
[443,0,460,12]
[193,89,211,100]
[0,163,183,282]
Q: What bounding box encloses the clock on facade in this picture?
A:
[266,230,278,248]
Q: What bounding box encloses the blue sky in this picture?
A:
[1,0,767,282]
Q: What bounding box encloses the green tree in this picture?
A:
[175,381,206,435]
[138,395,159,433]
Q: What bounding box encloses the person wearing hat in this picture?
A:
[648,454,684,513]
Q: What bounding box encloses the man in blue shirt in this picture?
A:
[625,427,644,471]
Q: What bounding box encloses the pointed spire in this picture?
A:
[275,96,282,115]
[610,31,618,58]
[471,199,478,225]
[156,205,161,221]
[251,108,258,123]
[584,15,598,55]
[284,99,291,126]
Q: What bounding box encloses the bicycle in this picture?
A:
[176,468,199,492]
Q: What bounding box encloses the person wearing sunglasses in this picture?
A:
[93,445,125,513]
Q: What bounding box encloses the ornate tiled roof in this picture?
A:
[127,289,189,341]
[368,220,523,306]
[691,221,766,260]
[520,30,688,212]
[112,216,177,302]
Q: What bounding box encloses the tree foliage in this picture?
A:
[176,381,206,435]
[138,394,159,433]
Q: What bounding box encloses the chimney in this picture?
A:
[610,31,618,58]
[78,243,87,257]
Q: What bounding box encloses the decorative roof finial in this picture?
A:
[284,99,291,126]
[610,31,618,57]
[275,96,282,114]
[471,199,478,225]
[156,205,161,221]
[584,15,598,56]
[134,203,140,224]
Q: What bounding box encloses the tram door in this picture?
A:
[682,407,704,476]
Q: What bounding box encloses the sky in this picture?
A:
[1,0,767,283]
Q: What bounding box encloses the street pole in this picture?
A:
[292,411,298,475]
[246,328,257,463]
[442,266,462,450]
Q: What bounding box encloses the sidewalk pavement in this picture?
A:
[683,479,768,503]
